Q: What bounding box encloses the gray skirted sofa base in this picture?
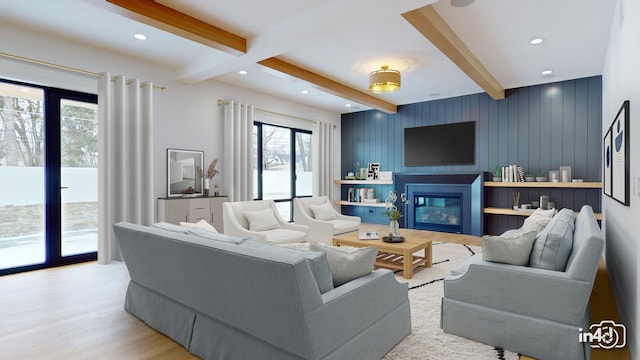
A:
[113,222,411,360]
[441,205,604,360]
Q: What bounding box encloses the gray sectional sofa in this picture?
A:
[113,222,411,360]
[441,205,604,360]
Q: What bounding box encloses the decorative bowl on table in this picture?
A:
[382,236,405,243]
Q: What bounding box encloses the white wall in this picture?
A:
[602,0,639,357]
[0,22,341,216]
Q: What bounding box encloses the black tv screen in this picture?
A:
[404,121,475,166]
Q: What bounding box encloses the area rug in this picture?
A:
[383,242,520,360]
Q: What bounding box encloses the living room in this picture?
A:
[0,0,638,359]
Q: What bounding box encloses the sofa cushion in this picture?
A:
[529,208,576,271]
[180,219,218,233]
[309,202,337,221]
[187,227,248,244]
[310,243,377,287]
[242,239,334,294]
[152,222,190,233]
[243,208,280,231]
[481,231,537,266]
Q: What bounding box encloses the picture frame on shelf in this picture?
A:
[367,162,380,180]
[167,148,204,197]
[603,127,612,196]
[609,100,630,205]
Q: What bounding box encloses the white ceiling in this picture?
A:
[0,0,616,114]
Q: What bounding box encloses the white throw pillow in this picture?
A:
[531,207,557,218]
[309,202,337,221]
[243,208,281,231]
[521,215,552,235]
[310,243,377,287]
[481,231,537,266]
[179,219,218,233]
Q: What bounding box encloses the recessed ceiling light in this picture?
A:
[238,70,248,75]
[530,38,544,45]
[134,33,147,40]
[345,104,352,107]
[301,90,309,94]
[541,70,553,75]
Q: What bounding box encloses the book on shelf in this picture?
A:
[501,164,526,183]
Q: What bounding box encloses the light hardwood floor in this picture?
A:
[0,226,630,360]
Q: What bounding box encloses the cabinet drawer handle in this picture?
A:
[196,207,205,210]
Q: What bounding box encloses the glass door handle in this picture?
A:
[61,186,69,189]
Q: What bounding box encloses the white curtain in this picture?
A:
[223,101,254,202]
[97,73,154,264]
[313,121,335,199]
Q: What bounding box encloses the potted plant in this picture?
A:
[535,171,548,182]
[492,165,502,182]
[383,190,407,241]
[525,174,536,182]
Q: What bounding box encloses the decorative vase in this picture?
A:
[204,178,210,197]
[389,219,400,238]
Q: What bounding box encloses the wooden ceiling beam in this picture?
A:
[402,5,505,100]
[258,57,398,114]
[105,0,246,56]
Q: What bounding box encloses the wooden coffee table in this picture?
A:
[332,231,432,279]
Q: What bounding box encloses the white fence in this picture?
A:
[0,167,97,206]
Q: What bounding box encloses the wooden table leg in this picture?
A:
[403,249,413,279]
[425,241,432,267]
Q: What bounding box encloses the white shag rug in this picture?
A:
[383,242,520,360]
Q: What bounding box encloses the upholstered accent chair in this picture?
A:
[293,196,360,244]
[441,205,604,360]
[223,200,308,244]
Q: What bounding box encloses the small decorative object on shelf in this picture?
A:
[525,174,536,182]
[512,192,521,210]
[213,180,220,197]
[198,158,220,197]
[493,165,502,182]
[536,171,548,182]
[383,190,407,240]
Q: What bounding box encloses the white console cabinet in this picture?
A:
[157,196,228,232]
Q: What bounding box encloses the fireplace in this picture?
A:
[395,173,483,236]
[413,193,462,233]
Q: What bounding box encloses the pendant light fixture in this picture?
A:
[369,65,401,93]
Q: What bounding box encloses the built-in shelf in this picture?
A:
[483,207,602,220]
[484,181,602,188]
[334,179,393,185]
[334,200,388,208]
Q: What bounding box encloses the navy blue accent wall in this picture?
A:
[341,76,603,233]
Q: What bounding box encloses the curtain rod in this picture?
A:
[0,51,167,91]
[217,99,336,128]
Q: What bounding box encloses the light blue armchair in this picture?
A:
[441,206,604,360]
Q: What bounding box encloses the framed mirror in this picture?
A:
[167,148,204,197]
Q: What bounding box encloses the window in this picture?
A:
[0,79,97,275]
[253,122,312,221]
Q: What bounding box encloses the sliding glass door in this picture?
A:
[60,99,98,256]
[0,82,46,270]
[254,122,312,221]
[0,79,97,275]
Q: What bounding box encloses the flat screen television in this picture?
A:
[404,121,475,166]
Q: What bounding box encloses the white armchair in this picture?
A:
[223,199,308,244]
[293,196,360,244]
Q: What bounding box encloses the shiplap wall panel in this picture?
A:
[340,76,602,231]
